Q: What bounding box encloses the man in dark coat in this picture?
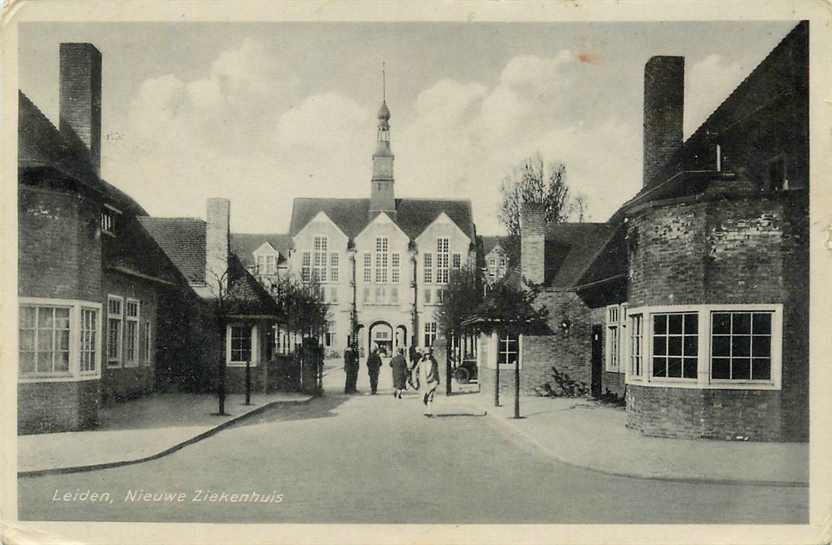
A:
[343,345,359,394]
[366,346,382,395]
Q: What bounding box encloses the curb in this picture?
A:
[466,399,808,489]
[18,396,313,478]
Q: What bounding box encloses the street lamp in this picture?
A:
[409,244,418,349]
[348,246,358,350]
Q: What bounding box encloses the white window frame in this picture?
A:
[625,304,783,390]
[100,205,120,237]
[424,322,437,348]
[375,237,389,284]
[423,253,433,284]
[106,295,124,368]
[436,238,450,284]
[226,323,258,367]
[18,298,102,383]
[313,236,328,283]
[391,252,401,284]
[142,318,152,366]
[124,298,141,367]
[329,253,339,283]
[363,253,372,283]
[605,304,621,372]
[301,251,312,282]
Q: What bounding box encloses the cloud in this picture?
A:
[684,54,745,137]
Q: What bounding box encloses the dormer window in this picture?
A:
[100,206,120,236]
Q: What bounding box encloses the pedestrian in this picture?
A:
[408,346,421,390]
[421,348,441,417]
[389,348,408,399]
[366,345,382,395]
[343,344,359,394]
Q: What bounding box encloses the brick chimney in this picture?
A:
[206,198,231,293]
[59,43,102,176]
[643,56,684,187]
[520,202,546,285]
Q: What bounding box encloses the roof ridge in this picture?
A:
[141,216,206,222]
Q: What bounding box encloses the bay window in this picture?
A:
[626,304,782,389]
[19,298,102,381]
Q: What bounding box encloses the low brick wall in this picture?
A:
[602,371,626,399]
[101,366,154,404]
[625,384,803,442]
[18,380,99,434]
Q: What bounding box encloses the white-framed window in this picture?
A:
[375,237,389,283]
[391,252,400,284]
[497,332,521,368]
[19,298,103,382]
[124,298,140,367]
[452,253,461,271]
[436,238,449,284]
[19,305,71,376]
[226,324,257,366]
[363,253,372,283]
[630,314,643,378]
[423,253,433,284]
[107,295,123,367]
[100,207,118,236]
[711,311,773,382]
[313,236,328,282]
[625,304,782,390]
[142,318,152,366]
[257,255,266,274]
[329,253,339,282]
[424,322,437,347]
[605,305,621,372]
[301,252,312,282]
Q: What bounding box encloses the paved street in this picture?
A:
[18,365,807,524]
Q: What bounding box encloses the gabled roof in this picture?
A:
[230,233,291,268]
[289,197,476,243]
[481,236,506,256]
[138,217,207,284]
[18,91,146,215]
[543,223,616,288]
[140,217,279,316]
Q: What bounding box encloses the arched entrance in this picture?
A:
[368,321,393,358]
[395,325,408,352]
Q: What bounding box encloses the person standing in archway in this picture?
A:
[366,345,382,395]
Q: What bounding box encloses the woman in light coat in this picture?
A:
[420,349,441,417]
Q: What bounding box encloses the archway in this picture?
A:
[368,321,393,358]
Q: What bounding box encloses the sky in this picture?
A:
[19,21,796,235]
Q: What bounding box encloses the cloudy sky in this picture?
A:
[20,21,795,234]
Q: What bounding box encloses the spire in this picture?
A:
[370,59,395,216]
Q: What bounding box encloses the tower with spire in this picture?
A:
[369,61,396,219]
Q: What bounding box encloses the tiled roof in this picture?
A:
[481,236,506,256]
[18,91,146,215]
[289,197,476,243]
[574,225,628,289]
[230,233,291,268]
[223,254,281,316]
[543,223,616,288]
[138,217,207,284]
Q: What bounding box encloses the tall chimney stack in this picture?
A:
[59,43,102,176]
[521,202,546,285]
[206,198,231,293]
[643,56,684,187]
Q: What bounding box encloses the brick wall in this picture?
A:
[521,203,546,284]
[625,191,809,441]
[18,380,99,434]
[643,56,684,187]
[59,43,102,175]
[19,186,101,301]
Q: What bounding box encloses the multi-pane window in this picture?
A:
[375,237,389,283]
[301,252,312,282]
[606,305,621,372]
[125,299,140,366]
[363,253,372,283]
[423,253,433,284]
[329,253,339,282]
[229,325,252,363]
[107,296,123,366]
[100,209,117,236]
[497,332,520,366]
[652,313,698,379]
[142,319,152,366]
[711,312,772,381]
[436,238,450,284]
[630,314,643,377]
[452,253,461,271]
[80,308,98,373]
[19,306,71,376]
[424,322,437,347]
[391,253,400,284]
[313,236,328,282]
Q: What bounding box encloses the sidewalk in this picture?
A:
[459,393,808,487]
[18,391,312,476]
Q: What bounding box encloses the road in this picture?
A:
[18,363,807,523]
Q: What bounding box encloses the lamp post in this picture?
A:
[348,247,358,349]
[409,245,419,350]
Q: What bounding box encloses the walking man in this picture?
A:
[367,345,382,395]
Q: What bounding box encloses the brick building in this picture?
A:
[482,21,809,442]
[18,43,278,434]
